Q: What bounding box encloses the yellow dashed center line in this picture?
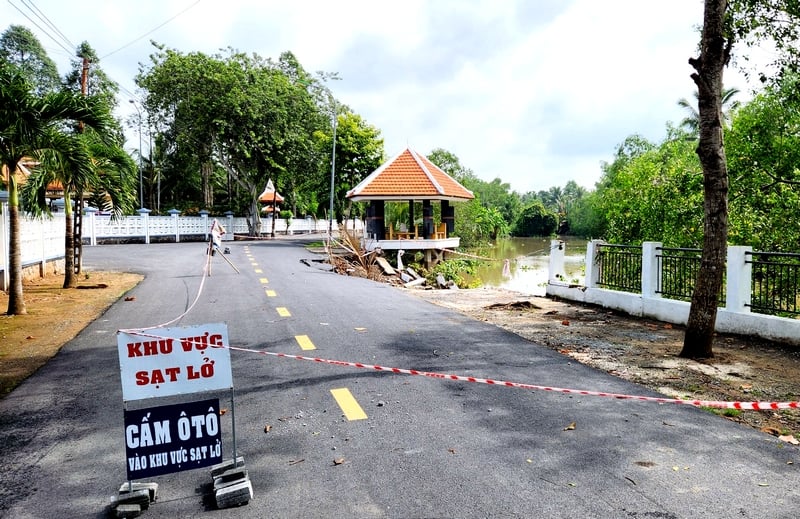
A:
[276,307,291,317]
[254,268,263,274]
[294,335,316,351]
[259,278,269,284]
[330,388,367,421]
[265,289,277,297]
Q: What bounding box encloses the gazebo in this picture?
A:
[346,148,474,266]
[258,181,284,214]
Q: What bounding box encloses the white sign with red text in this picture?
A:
[117,323,232,401]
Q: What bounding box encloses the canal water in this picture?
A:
[463,237,587,296]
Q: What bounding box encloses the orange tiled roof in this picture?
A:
[2,161,63,194]
[346,148,474,201]
[258,188,284,204]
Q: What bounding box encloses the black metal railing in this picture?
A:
[747,251,800,316]
[656,247,726,304]
[593,244,800,316]
[596,244,642,293]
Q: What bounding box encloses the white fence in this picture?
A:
[0,211,65,290]
[81,210,342,245]
[78,210,363,245]
[0,201,363,289]
[547,239,800,346]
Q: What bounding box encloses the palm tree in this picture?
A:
[678,86,741,137]
[0,61,116,312]
[23,132,136,287]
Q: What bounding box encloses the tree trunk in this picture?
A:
[681,0,730,359]
[63,192,76,289]
[249,197,261,237]
[201,160,214,210]
[6,174,26,315]
[271,187,277,238]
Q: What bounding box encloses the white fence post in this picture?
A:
[84,206,98,246]
[641,242,662,299]
[200,210,209,240]
[138,208,151,244]
[726,245,752,313]
[548,239,566,283]
[584,239,604,289]
[38,217,46,275]
[224,211,235,241]
[168,209,181,242]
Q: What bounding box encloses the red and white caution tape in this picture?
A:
[119,330,800,411]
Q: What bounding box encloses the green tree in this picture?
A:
[594,126,703,247]
[63,42,121,115]
[513,200,557,237]
[566,190,605,238]
[682,1,800,359]
[214,50,322,236]
[0,25,60,95]
[321,111,384,223]
[22,130,136,287]
[725,72,800,251]
[137,46,369,237]
[0,61,116,312]
[465,177,521,227]
[137,46,231,211]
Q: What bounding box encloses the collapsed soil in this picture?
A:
[408,287,800,441]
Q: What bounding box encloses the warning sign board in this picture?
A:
[117,323,232,401]
[124,398,223,479]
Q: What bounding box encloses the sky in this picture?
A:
[2,0,765,194]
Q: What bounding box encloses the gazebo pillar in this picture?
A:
[422,200,433,239]
[408,200,415,234]
[441,200,454,234]
[366,200,385,240]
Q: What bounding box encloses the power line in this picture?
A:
[101,0,203,59]
[7,0,73,56]
[20,0,75,51]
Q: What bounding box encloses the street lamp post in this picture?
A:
[129,99,144,209]
[328,104,337,246]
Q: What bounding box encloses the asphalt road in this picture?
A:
[1,239,798,518]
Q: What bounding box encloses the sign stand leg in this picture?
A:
[206,239,214,276]
[230,387,239,467]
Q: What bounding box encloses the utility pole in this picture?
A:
[129,99,144,209]
[73,56,90,276]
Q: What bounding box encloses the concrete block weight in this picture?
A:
[210,456,245,479]
[115,503,142,518]
[114,488,151,510]
[215,478,253,509]
[118,482,159,502]
[213,466,249,490]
